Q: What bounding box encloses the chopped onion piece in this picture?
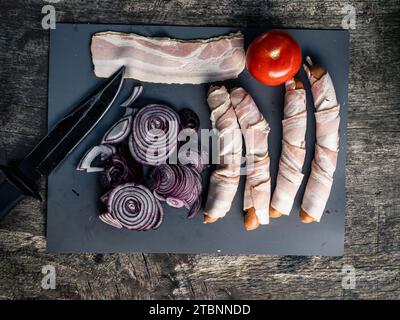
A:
[101,117,131,144]
[100,144,143,189]
[77,145,115,173]
[121,85,144,107]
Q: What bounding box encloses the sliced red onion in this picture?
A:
[129,104,180,166]
[150,164,174,194]
[166,197,186,208]
[100,191,110,206]
[100,144,143,189]
[118,143,143,179]
[99,212,123,229]
[180,166,202,209]
[101,115,132,144]
[103,182,163,231]
[77,145,115,173]
[187,198,202,219]
[101,157,129,188]
[178,145,208,172]
[177,128,208,172]
[179,108,200,131]
[120,85,143,107]
[149,164,202,217]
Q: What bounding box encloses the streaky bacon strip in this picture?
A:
[301,59,340,222]
[230,87,271,226]
[204,86,242,220]
[91,31,246,84]
[271,79,307,216]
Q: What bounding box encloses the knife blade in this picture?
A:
[0,66,125,220]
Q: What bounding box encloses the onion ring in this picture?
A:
[130,104,180,166]
[149,164,203,218]
[102,182,163,231]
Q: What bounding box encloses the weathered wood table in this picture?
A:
[0,0,399,300]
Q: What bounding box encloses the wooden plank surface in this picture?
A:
[0,0,399,300]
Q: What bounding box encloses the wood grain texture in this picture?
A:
[0,0,399,300]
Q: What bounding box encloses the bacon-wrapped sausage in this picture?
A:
[204,86,242,223]
[230,87,271,230]
[270,78,307,218]
[300,57,340,223]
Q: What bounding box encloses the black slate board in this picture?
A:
[47,23,349,256]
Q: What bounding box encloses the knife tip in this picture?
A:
[117,65,126,76]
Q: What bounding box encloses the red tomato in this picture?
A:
[246,30,302,86]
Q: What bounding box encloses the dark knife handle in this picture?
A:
[0,176,26,220]
[0,166,41,220]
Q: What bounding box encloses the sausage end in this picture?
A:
[244,207,260,231]
[299,209,317,223]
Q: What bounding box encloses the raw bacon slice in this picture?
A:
[91,31,246,84]
[230,87,271,229]
[270,78,307,216]
[204,86,242,221]
[301,58,340,222]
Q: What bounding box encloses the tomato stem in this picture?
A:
[271,49,280,60]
